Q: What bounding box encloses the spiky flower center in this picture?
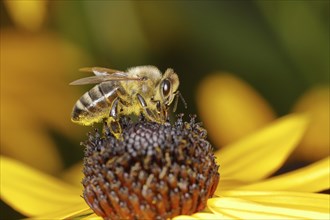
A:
[82,115,219,219]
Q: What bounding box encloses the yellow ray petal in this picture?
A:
[196,73,276,147]
[208,197,329,219]
[0,156,89,217]
[291,86,330,162]
[173,215,200,220]
[34,205,91,219]
[192,212,235,219]
[80,213,103,220]
[216,114,309,181]
[220,190,330,213]
[236,157,330,192]
[214,178,247,195]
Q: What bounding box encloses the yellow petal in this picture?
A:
[216,114,309,181]
[291,86,330,162]
[214,178,247,196]
[192,212,235,219]
[208,196,329,219]
[4,0,47,31]
[173,215,200,220]
[34,205,91,219]
[80,213,103,220]
[197,73,276,147]
[220,190,330,213]
[0,156,89,217]
[236,157,330,192]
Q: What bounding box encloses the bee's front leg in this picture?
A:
[137,93,161,123]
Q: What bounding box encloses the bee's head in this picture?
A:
[158,68,179,107]
[152,68,182,121]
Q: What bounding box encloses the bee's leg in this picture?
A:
[151,99,169,122]
[173,91,187,112]
[137,93,160,122]
[106,98,122,139]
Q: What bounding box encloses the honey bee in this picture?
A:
[70,66,186,127]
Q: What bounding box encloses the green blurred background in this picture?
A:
[61,1,328,114]
[60,1,326,114]
[1,1,329,219]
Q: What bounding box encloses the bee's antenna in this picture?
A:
[173,91,187,112]
[173,93,179,113]
[179,91,188,109]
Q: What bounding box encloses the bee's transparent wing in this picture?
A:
[79,67,121,76]
[69,74,142,85]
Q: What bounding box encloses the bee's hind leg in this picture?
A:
[105,98,122,139]
[106,118,122,139]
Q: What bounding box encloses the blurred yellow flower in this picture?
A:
[291,86,330,162]
[197,73,276,148]
[3,0,48,31]
[0,30,90,173]
[1,114,329,219]
[197,73,329,163]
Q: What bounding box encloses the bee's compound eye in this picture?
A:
[161,79,171,97]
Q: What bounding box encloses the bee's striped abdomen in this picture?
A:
[99,82,120,105]
[71,82,119,126]
[71,100,89,122]
[88,85,109,110]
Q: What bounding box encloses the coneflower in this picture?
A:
[82,115,220,219]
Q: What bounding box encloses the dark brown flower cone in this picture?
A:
[82,115,220,220]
